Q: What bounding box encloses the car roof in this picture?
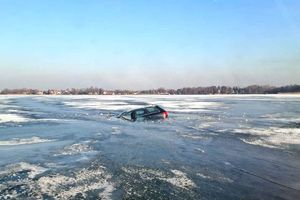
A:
[130,105,161,112]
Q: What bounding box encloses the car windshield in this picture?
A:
[121,112,132,121]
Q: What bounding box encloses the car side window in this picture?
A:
[135,109,146,116]
[145,107,160,113]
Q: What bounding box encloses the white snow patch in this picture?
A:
[195,123,211,129]
[148,100,221,112]
[0,136,55,146]
[196,172,233,183]
[195,148,205,153]
[60,95,223,113]
[0,114,29,123]
[163,170,196,189]
[196,173,211,179]
[240,138,279,149]
[235,127,300,148]
[261,113,300,122]
[63,101,140,111]
[181,134,206,140]
[0,113,66,124]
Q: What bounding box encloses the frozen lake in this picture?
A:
[0,95,300,199]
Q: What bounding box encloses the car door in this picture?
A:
[134,109,147,121]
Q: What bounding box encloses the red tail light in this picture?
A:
[162,111,168,118]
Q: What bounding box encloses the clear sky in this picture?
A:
[0,0,300,90]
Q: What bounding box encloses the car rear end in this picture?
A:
[155,105,168,119]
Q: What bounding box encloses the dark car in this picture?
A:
[117,105,168,122]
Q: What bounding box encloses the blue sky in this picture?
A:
[0,0,299,89]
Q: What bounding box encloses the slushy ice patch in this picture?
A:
[0,163,115,199]
[122,167,195,189]
[0,162,47,179]
[55,142,94,156]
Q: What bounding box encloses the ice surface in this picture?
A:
[0,95,300,199]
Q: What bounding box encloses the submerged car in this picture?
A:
[117,105,168,122]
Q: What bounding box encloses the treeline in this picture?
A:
[0,85,300,95]
[138,85,300,94]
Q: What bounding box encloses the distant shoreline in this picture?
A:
[1,93,300,96]
[1,85,300,95]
